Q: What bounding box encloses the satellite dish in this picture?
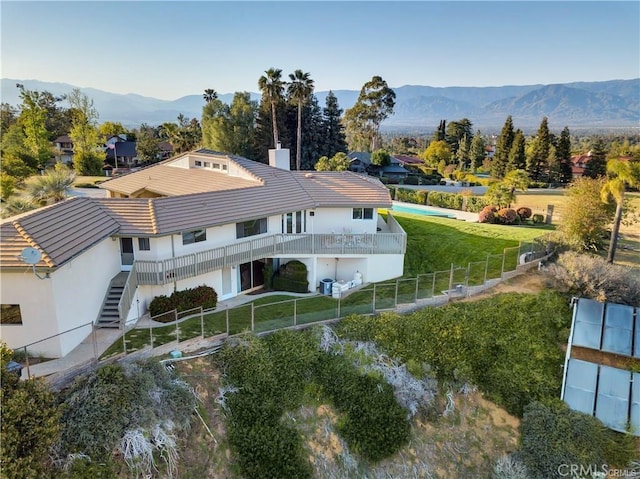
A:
[20,247,42,265]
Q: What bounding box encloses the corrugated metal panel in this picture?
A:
[631,373,640,433]
[602,303,633,356]
[563,359,598,415]
[595,366,631,433]
[572,298,604,350]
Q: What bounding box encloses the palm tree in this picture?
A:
[203,89,218,104]
[27,165,76,205]
[258,68,284,148]
[601,159,640,263]
[287,70,314,171]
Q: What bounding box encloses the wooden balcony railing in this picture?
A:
[135,230,406,286]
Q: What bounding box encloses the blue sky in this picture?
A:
[2,1,639,100]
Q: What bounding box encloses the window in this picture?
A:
[352,208,374,220]
[1,304,22,325]
[182,229,207,245]
[212,163,221,170]
[222,164,228,171]
[138,237,150,251]
[281,211,306,233]
[204,162,211,168]
[236,218,267,238]
[195,160,202,167]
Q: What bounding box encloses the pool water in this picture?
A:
[391,204,456,218]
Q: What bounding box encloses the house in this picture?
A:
[54,135,74,165]
[0,148,406,357]
[571,153,591,178]
[105,141,138,168]
[347,152,409,179]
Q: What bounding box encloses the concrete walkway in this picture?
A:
[20,328,121,380]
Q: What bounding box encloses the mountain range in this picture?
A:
[2,78,638,131]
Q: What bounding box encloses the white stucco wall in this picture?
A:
[312,208,379,234]
[366,254,404,282]
[0,237,121,358]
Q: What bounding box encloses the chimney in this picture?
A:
[268,144,290,171]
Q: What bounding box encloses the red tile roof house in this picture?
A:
[0,148,406,357]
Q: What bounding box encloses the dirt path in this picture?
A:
[454,270,549,303]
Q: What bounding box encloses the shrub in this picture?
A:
[532,213,544,224]
[497,208,518,225]
[336,292,572,416]
[149,285,218,317]
[516,207,532,220]
[427,191,463,210]
[546,251,640,306]
[404,176,419,185]
[520,400,637,479]
[466,196,491,213]
[273,260,309,293]
[478,205,498,224]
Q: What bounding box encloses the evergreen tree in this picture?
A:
[445,118,473,154]
[583,138,608,178]
[527,116,551,182]
[322,91,347,158]
[432,120,446,142]
[299,96,325,170]
[507,129,526,172]
[17,86,51,169]
[456,134,471,169]
[555,126,573,184]
[492,115,514,178]
[469,130,486,172]
[68,89,104,175]
[344,76,395,152]
[136,123,162,163]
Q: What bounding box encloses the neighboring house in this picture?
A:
[158,141,174,161]
[571,152,591,178]
[382,156,409,180]
[106,141,138,168]
[393,155,424,168]
[0,148,406,357]
[347,151,371,173]
[54,135,74,165]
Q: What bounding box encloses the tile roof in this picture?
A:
[106,141,137,158]
[1,151,392,268]
[393,155,424,165]
[0,198,119,269]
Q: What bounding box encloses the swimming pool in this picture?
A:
[391,204,456,218]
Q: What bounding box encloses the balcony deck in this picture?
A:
[135,215,406,286]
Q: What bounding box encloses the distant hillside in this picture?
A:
[2,78,638,130]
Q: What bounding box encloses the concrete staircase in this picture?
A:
[95,272,129,328]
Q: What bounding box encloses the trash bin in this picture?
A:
[320,278,334,295]
[6,360,22,377]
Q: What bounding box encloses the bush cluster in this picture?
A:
[517,207,532,220]
[520,401,636,478]
[59,361,195,472]
[478,205,497,223]
[314,353,411,462]
[532,213,544,224]
[336,291,571,416]
[497,208,519,224]
[216,329,411,476]
[427,191,464,210]
[546,251,640,306]
[149,285,218,317]
[273,260,309,293]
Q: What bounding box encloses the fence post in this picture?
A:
[294,299,297,326]
[372,283,377,313]
[150,318,154,349]
[415,276,419,303]
[337,294,341,319]
[200,306,204,338]
[92,325,98,361]
[24,346,30,378]
[226,307,230,335]
[122,329,127,355]
[501,252,506,278]
[431,272,436,298]
[448,263,454,301]
[465,263,470,296]
[394,280,399,307]
[484,255,489,283]
[251,303,255,332]
[175,310,179,344]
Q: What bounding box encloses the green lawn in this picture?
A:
[386,211,553,276]
[100,213,553,358]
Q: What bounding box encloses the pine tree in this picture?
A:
[527,117,550,182]
[456,134,471,169]
[492,115,515,178]
[583,139,608,178]
[507,129,527,173]
[469,130,486,172]
[432,120,446,142]
[322,91,347,158]
[555,127,573,184]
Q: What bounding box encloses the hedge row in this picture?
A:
[388,187,491,212]
[149,285,218,318]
